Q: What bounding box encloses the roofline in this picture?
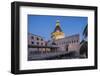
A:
[28,32,44,39]
[54,34,80,41]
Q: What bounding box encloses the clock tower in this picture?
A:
[51,20,65,40]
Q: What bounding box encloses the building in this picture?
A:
[28,20,80,60]
[28,33,46,59]
[28,33,58,60]
[48,20,80,53]
[28,33,45,46]
[51,20,65,40]
[48,34,80,52]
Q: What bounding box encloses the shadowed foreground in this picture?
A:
[28,51,83,61]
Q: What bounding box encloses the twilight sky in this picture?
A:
[28,15,87,41]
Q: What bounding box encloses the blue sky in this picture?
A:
[28,15,87,41]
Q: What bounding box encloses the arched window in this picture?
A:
[31,41,34,44]
[37,37,39,40]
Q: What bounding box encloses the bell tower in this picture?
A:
[51,20,65,40]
